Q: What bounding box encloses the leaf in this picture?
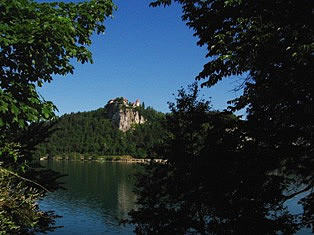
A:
[11,104,19,115]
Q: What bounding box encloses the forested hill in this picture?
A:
[35,104,166,159]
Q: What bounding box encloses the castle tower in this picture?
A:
[135,99,140,107]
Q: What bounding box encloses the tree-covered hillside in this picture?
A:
[35,105,165,159]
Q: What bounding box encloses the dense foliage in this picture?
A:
[0,0,115,233]
[35,105,166,159]
[150,0,314,178]
[129,0,314,233]
[129,84,306,234]
[0,168,59,234]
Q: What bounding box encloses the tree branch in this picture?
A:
[0,168,50,193]
[284,184,313,200]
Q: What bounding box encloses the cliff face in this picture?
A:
[105,97,145,132]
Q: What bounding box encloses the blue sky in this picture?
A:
[38,0,243,115]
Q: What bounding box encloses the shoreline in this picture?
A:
[39,156,166,163]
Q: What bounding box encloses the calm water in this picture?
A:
[39,161,138,234]
[39,160,311,234]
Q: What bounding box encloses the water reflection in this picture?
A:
[39,161,137,234]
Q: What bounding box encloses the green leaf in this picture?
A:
[11,104,19,115]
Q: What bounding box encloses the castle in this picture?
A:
[105,97,145,132]
[108,97,141,107]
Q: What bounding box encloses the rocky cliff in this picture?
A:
[105,97,145,132]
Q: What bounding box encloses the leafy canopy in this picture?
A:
[151,0,313,89]
[0,0,115,132]
[150,0,314,208]
[0,0,116,168]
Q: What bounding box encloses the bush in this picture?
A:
[0,168,57,234]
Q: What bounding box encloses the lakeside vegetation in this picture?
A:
[41,154,134,161]
[40,154,163,163]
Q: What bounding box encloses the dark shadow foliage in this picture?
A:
[128,0,313,233]
[128,83,310,234]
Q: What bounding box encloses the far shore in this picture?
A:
[39,156,166,163]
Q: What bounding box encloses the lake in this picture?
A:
[39,160,138,234]
[39,160,311,234]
